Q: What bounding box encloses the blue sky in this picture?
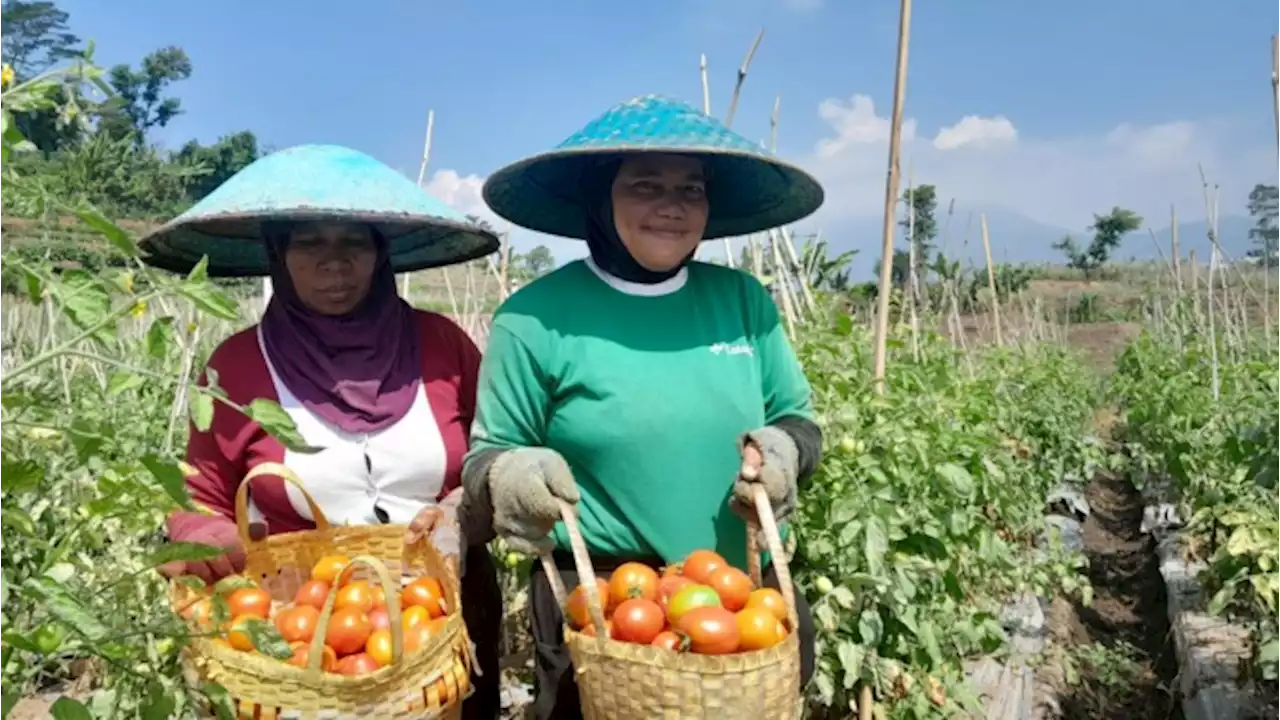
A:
[60,0,1279,267]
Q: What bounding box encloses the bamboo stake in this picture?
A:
[1170,205,1182,293]
[905,167,921,361]
[767,98,817,314]
[769,234,799,340]
[723,29,764,130]
[407,109,436,301]
[700,53,711,116]
[980,213,1003,347]
[1201,175,1222,401]
[870,0,914,394]
[1272,34,1278,147]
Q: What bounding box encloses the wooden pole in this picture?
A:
[408,109,436,301]
[870,0,914,396]
[722,29,764,130]
[1170,204,1182,293]
[980,213,1004,347]
[1271,34,1278,148]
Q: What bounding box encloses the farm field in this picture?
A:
[3,10,1278,720]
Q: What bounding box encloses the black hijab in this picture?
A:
[578,158,698,284]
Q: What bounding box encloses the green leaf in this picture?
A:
[179,280,240,321]
[213,575,258,595]
[21,578,109,642]
[937,463,975,497]
[23,268,43,303]
[246,398,321,453]
[146,316,176,360]
[2,630,41,653]
[0,458,44,494]
[146,542,228,568]
[1206,584,1235,616]
[140,454,193,509]
[202,683,237,720]
[918,620,944,668]
[51,271,113,341]
[2,509,36,536]
[106,370,146,397]
[187,255,211,283]
[189,391,215,432]
[142,684,175,720]
[837,640,865,689]
[239,617,293,660]
[3,692,20,719]
[858,609,884,647]
[71,205,138,255]
[49,697,93,720]
[864,517,888,576]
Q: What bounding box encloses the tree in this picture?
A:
[1246,183,1278,268]
[96,46,192,142]
[174,131,261,202]
[899,184,938,284]
[522,245,555,277]
[1,0,80,77]
[1052,207,1142,280]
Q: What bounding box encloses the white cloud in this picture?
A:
[799,93,1272,235]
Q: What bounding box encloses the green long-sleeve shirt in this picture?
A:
[467,259,814,569]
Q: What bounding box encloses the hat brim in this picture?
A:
[481,146,825,241]
[139,210,500,278]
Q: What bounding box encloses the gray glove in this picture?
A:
[487,447,580,554]
[731,425,800,523]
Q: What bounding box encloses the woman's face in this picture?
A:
[283,222,379,315]
[610,154,709,272]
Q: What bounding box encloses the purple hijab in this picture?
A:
[259,222,422,434]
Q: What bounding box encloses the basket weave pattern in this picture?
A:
[540,484,803,719]
[173,463,472,719]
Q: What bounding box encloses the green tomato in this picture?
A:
[839,436,857,453]
[814,576,835,594]
[666,585,721,625]
[33,624,64,654]
[504,552,521,569]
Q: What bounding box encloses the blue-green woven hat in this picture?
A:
[139,144,500,277]
[481,94,825,241]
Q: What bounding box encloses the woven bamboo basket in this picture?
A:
[538,483,803,720]
[171,462,474,719]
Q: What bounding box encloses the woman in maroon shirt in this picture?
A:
[142,144,504,718]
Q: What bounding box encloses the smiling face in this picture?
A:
[609,154,710,272]
[282,222,379,315]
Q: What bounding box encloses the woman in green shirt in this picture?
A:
[461,94,825,719]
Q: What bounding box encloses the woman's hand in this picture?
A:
[731,426,800,523]
[406,488,465,577]
[158,518,267,584]
[487,447,580,554]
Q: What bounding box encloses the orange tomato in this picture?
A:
[611,598,665,644]
[401,605,431,632]
[311,555,352,585]
[651,630,689,652]
[325,607,372,656]
[744,588,788,622]
[335,581,376,614]
[293,580,331,611]
[226,587,272,619]
[403,622,436,654]
[580,619,613,638]
[334,652,379,676]
[706,566,753,611]
[285,640,335,670]
[184,598,215,630]
[368,606,391,632]
[275,605,320,644]
[681,550,727,585]
[225,615,258,652]
[365,629,394,667]
[735,607,787,651]
[607,562,659,609]
[677,606,740,655]
[370,585,386,609]
[401,577,447,618]
[565,578,610,630]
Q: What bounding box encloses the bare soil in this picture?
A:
[1043,474,1183,720]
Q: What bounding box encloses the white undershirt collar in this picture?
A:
[583,256,688,297]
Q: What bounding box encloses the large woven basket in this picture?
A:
[171,463,474,719]
[539,483,803,720]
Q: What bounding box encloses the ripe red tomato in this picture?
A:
[656,575,694,614]
[335,581,377,614]
[735,607,787,651]
[274,605,320,644]
[401,577,447,618]
[226,587,272,619]
[334,652,379,676]
[651,630,690,652]
[293,580,331,611]
[368,606,391,632]
[666,584,722,626]
[565,579,610,630]
[607,562,659,609]
[681,550,727,585]
[678,606,740,655]
[286,640,337,671]
[706,566,754,611]
[610,598,665,644]
[744,588,788,622]
[325,607,372,656]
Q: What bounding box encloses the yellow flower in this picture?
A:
[1,64,13,89]
[130,300,147,319]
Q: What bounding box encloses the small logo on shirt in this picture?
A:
[710,342,754,357]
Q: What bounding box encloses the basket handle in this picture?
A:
[304,554,404,674]
[536,483,799,638]
[536,501,610,649]
[235,462,329,544]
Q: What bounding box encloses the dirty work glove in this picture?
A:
[158,516,267,584]
[731,426,800,524]
[488,447,580,555]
